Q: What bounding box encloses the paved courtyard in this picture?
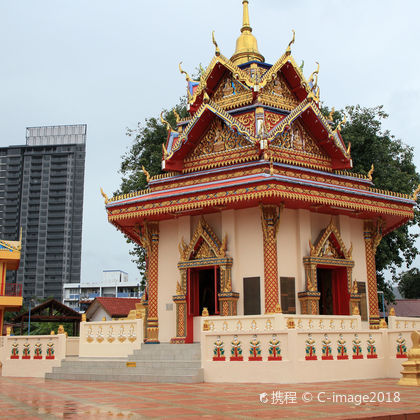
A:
[0,377,419,419]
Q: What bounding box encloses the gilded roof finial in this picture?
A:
[162,143,168,159]
[160,112,173,132]
[308,62,320,85]
[368,164,374,181]
[212,31,220,56]
[328,107,335,121]
[286,29,295,55]
[346,142,351,155]
[100,187,109,205]
[231,0,264,65]
[141,166,151,183]
[411,184,420,201]
[178,62,192,82]
[173,108,180,124]
[336,115,347,132]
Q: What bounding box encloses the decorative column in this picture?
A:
[363,220,383,329]
[140,222,160,343]
[260,205,282,313]
[218,262,239,316]
[0,262,6,336]
[171,269,187,343]
[298,262,321,315]
[348,268,361,315]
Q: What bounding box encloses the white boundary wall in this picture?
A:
[79,319,143,357]
[0,334,66,378]
[201,314,419,383]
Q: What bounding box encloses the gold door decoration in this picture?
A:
[171,217,238,343]
[298,219,357,315]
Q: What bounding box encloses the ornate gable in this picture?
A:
[179,217,227,262]
[259,72,300,111]
[309,219,353,260]
[271,118,329,160]
[212,74,253,110]
[185,116,252,160]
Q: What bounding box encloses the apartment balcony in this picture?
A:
[0,283,23,310]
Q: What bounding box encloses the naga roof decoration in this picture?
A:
[105,0,417,244]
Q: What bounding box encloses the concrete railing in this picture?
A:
[388,315,420,330]
[65,337,79,357]
[200,315,416,384]
[203,313,362,333]
[79,319,143,358]
[0,334,66,377]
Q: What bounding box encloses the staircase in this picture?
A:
[45,343,203,383]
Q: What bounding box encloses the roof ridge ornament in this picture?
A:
[367,164,374,181]
[231,0,264,65]
[178,62,192,82]
[308,62,320,85]
[286,29,295,55]
[160,111,174,133]
[212,31,221,56]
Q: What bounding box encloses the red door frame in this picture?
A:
[318,265,350,316]
[185,265,219,343]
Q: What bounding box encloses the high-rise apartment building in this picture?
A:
[0,124,86,301]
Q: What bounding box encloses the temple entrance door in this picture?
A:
[317,267,349,316]
[186,266,220,343]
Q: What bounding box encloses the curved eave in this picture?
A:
[106,170,414,241]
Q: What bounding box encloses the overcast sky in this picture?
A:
[1,0,419,284]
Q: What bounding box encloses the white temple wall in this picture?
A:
[227,207,265,314]
[156,207,369,341]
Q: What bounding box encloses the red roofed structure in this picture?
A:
[103,0,418,345]
[85,297,142,321]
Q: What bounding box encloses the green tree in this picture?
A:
[116,100,188,280]
[328,105,420,303]
[397,268,420,299]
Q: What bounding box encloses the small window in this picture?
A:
[243,277,261,315]
[280,277,296,314]
[357,282,368,321]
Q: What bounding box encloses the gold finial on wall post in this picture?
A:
[368,164,374,181]
[212,31,220,56]
[286,29,295,54]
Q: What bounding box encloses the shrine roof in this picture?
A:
[106,160,415,239]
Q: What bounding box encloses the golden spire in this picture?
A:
[231,0,264,65]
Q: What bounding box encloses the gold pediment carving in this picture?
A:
[271,119,329,160]
[212,75,253,110]
[186,117,250,160]
[259,73,300,111]
[309,219,353,260]
[179,217,228,262]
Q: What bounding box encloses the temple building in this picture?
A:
[104,0,416,345]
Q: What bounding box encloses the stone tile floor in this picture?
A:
[0,377,419,419]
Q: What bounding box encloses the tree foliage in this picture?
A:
[326,105,420,302]
[397,268,420,299]
[119,102,420,303]
[116,100,188,281]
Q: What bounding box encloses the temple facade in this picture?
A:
[104,0,416,345]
